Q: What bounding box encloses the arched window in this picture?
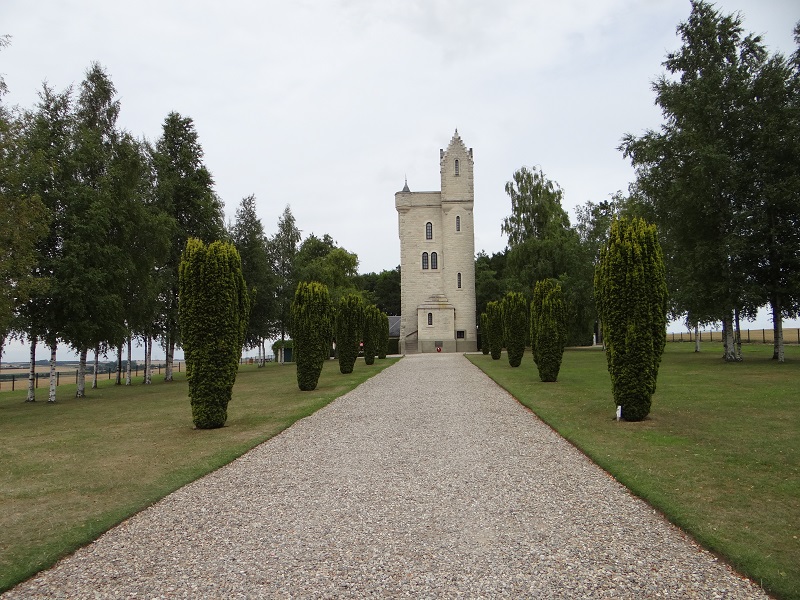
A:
[425,222,433,240]
[455,159,460,176]
[456,215,461,232]
[431,252,438,269]
[428,312,433,326]
[422,252,429,270]
[457,272,462,289]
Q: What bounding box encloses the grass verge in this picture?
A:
[0,357,398,593]
[468,343,799,600]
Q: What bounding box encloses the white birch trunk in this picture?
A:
[145,335,152,384]
[76,347,87,397]
[91,348,99,389]
[116,344,122,385]
[125,335,132,385]
[722,315,737,362]
[26,336,36,402]
[48,344,57,402]
[694,322,700,353]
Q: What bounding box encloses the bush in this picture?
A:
[290,282,332,391]
[363,304,381,366]
[594,217,667,421]
[486,301,503,360]
[178,238,250,429]
[378,312,390,359]
[480,312,490,355]
[336,294,363,374]
[502,292,528,367]
[530,279,567,382]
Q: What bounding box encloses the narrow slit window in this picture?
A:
[455,159,460,176]
[428,312,433,326]
[456,215,461,232]
[431,252,438,269]
[425,222,433,240]
[422,252,429,270]
[457,272,462,288]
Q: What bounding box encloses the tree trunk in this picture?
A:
[694,322,700,353]
[722,314,737,362]
[91,347,99,389]
[771,295,784,363]
[125,335,132,385]
[26,336,36,402]
[76,347,87,397]
[48,343,57,402]
[165,336,174,382]
[144,334,152,384]
[116,344,122,385]
[734,308,743,362]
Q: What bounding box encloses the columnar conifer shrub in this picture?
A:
[179,238,250,429]
[480,312,490,355]
[362,304,381,365]
[486,301,503,360]
[290,281,332,391]
[594,217,667,421]
[336,293,363,374]
[378,312,390,359]
[530,279,567,382]
[502,292,528,367]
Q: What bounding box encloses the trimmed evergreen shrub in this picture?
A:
[486,300,503,360]
[480,312,490,355]
[502,292,528,367]
[335,293,363,374]
[530,279,567,382]
[362,304,381,365]
[290,281,332,391]
[594,217,668,421]
[178,238,250,429]
[378,312,390,359]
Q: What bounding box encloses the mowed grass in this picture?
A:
[468,343,799,600]
[0,357,398,593]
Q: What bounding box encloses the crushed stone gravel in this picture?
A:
[4,353,767,598]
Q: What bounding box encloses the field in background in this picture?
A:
[469,344,799,600]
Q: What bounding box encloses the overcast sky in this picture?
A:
[2,1,798,361]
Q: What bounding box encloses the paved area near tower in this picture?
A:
[4,354,765,598]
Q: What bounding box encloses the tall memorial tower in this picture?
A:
[395,130,478,354]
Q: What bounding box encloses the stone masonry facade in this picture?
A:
[395,131,478,354]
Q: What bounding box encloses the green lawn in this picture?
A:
[0,357,398,593]
[468,343,799,600]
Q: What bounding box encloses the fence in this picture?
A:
[0,361,183,393]
[667,327,800,344]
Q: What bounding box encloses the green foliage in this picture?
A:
[230,194,276,348]
[486,300,503,360]
[502,292,527,367]
[378,312,389,359]
[290,282,332,391]
[354,266,401,316]
[295,233,359,305]
[336,293,363,374]
[479,312,490,355]
[595,217,667,421]
[530,280,567,382]
[179,238,251,428]
[267,206,301,344]
[362,304,382,366]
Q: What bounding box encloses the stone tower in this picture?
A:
[395,130,478,354]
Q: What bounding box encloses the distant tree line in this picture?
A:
[479,2,800,364]
[0,57,401,402]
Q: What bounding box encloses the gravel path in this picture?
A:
[5,354,765,599]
